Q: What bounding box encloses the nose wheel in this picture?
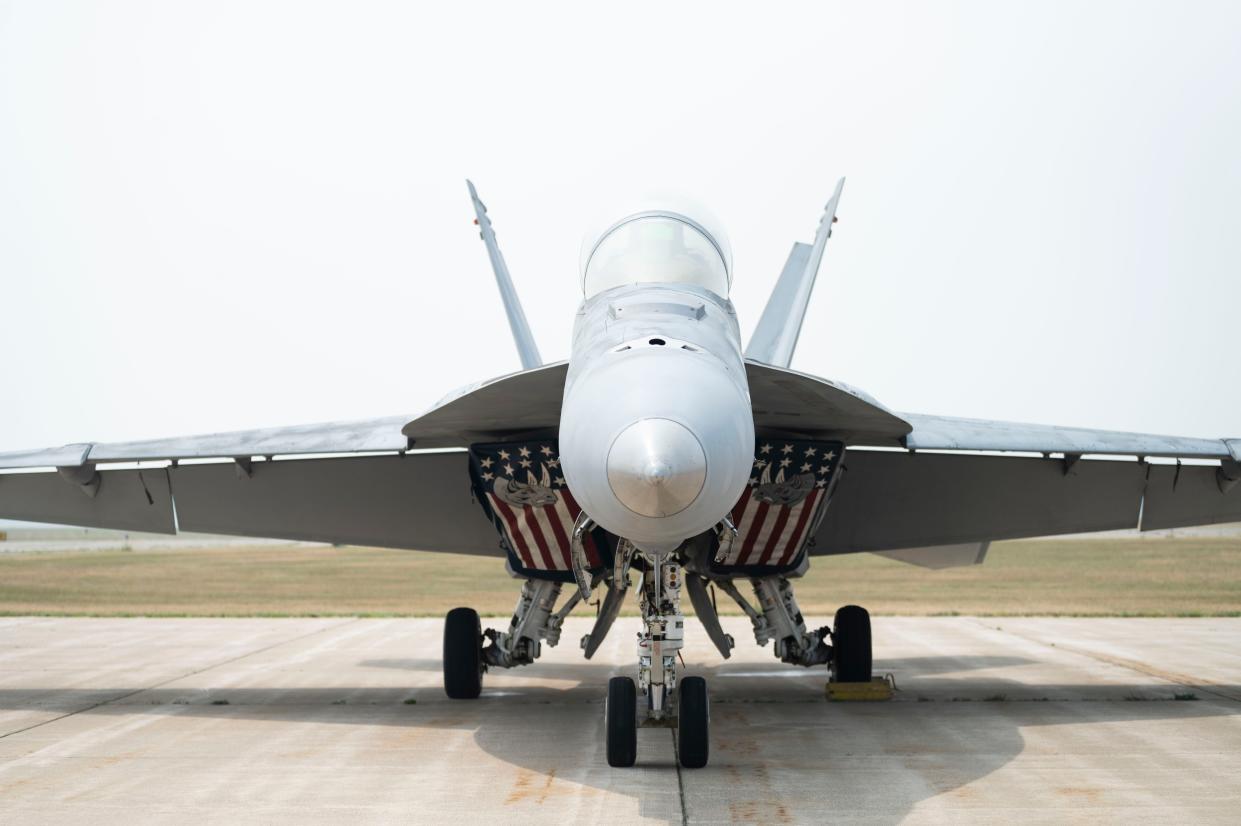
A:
[603,554,711,768]
[676,676,710,768]
[606,677,638,767]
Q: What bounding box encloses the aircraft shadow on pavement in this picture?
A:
[3,655,1239,824]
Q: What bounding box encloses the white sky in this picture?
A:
[2,0,1239,455]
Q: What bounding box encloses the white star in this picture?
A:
[780,457,792,467]
[519,446,531,458]
[823,450,836,461]
[818,465,830,475]
[480,457,493,468]
[519,458,532,468]
[815,479,827,488]
[801,463,812,472]
[540,446,553,456]
[548,459,560,468]
[503,464,514,475]
[498,450,510,460]
[760,444,772,454]
[805,447,817,457]
[482,472,494,482]
[781,444,794,455]
[554,476,565,486]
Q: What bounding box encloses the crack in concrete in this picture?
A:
[973,619,1241,703]
[0,618,359,740]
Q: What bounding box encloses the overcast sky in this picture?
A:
[2,0,1239,456]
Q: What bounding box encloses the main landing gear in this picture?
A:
[441,564,867,771]
[713,574,872,681]
[442,578,584,699]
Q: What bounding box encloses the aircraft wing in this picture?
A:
[900,413,1238,461]
[813,413,1241,561]
[0,414,501,555]
[0,415,414,470]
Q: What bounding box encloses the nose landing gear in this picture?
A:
[605,555,711,768]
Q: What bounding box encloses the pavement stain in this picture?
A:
[505,767,582,806]
[1056,786,1103,803]
[727,799,793,824]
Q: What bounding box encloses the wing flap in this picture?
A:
[1140,463,1241,531]
[170,453,500,554]
[813,451,1146,554]
[0,468,176,533]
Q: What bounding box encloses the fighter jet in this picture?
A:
[2,180,1238,769]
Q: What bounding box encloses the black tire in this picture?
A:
[677,676,709,769]
[443,607,483,699]
[832,604,872,683]
[606,676,637,767]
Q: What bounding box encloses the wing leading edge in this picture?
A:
[900,412,1237,461]
[0,415,413,471]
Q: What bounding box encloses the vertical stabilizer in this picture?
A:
[745,178,845,367]
[466,180,543,370]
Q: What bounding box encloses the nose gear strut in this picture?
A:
[604,550,711,768]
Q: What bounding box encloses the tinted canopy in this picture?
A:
[582,212,731,299]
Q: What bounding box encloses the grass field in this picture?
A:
[1,537,1239,617]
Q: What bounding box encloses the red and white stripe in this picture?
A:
[487,490,602,572]
[725,486,824,569]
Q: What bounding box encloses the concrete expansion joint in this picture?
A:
[968,618,1241,704]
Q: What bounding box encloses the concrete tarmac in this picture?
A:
[1,615,1239,824]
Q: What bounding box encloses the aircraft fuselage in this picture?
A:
[559,283,755,554]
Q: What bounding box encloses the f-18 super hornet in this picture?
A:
[2,180,1239,768]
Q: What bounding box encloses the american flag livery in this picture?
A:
[719,439,844,570]
[468,441,605,576]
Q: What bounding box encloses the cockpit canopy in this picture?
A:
[581,210,732,299]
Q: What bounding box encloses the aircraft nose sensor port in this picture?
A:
[606,418,706,518]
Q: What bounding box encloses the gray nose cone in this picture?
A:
[607,418,707,518]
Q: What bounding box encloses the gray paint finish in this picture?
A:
[0,443,91,469]
[91,415,412,462]
[171,453,502,555]
[813,451,1146,554]
[901,413,1232,459]
[747,361,911,443]
[0,417,412,470]
[403,359,915,449]
[0,467,175,533]
[402,363,568,448]
[1227,439,1241,463]
[871,542,990,569]
[466,180,543,370]
[1140,464,1241,531]
[745,178,845,367]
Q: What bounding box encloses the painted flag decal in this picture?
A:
[720,439,844,569]
[468,441,602,572]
